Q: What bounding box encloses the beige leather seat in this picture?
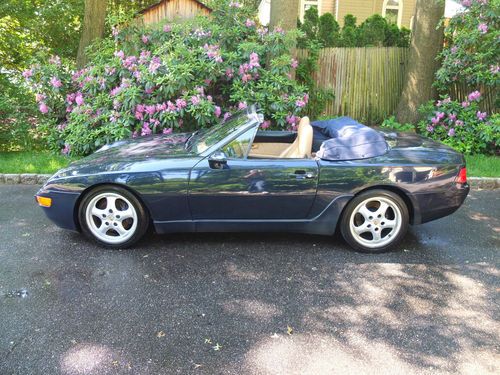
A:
[280,116,313,158]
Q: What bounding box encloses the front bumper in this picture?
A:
[35,189,81,231]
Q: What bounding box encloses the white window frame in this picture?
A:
[300,0,322,22]
[382,0,403,27]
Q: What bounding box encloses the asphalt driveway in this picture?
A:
[0,185,498,375]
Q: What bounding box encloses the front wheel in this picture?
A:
[340,190,409,253]
[78,185,149,248]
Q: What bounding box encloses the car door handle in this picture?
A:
[290,170,315,179]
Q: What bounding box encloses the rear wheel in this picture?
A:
[340,190,409,253]
[78,185,149,248]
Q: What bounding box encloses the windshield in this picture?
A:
[189,110,256,154]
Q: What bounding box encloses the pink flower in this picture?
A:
[141,126,152,137]
[163,24,172,33]
[214,106,222,117]
[223,112,232,122]
[36,93,46,102]
[49,55,61,65]
[39,102,49,114]
[22,69,33,78]
[431,117,440,125]
[450,46,458,54]
[142,35,149,44]
[478,23,488,34]
[436,112,445,119]
[176,98,187,109]
[163,128,173,135]
[229,1,242,8]
[426,125,434,133]
[145,105,156,115]
[449,113,457,121]
[166,101,176,112]
[456,120,464,126]
[296,99,306,108]
[468,90,481,102]
[50,77,62,88]
[448,128,455,137]
[303,94,309,104]
[291,59,299,69]
[148,57,161,73]
[249,52,260,67]
[461,0,471,6]
[114,50,125,59]
[245,19,256,27]
[62,144,71,155]
[461,101,470,108]
[226,68,234,78]
[191,96,201,106]
[135,111,144,120]
[112,26,119,37]
[477,111,487,121]
[238,102,247,110]
[261,120,271,129]
[75,94,84,106]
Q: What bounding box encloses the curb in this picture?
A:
[0,173,498,189]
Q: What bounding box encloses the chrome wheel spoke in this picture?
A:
[372,229,382,242]
[117,208,134,220]
[353,222,370,235]
[91,207,106,218]
[376,201,389,218]
[358,205,373,220]
[381,219,396,229]
[114,223,128,236]
[106,196,118,211]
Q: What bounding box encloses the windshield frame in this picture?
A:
[194,107,262,157]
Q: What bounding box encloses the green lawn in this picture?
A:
[0,151,498,177]
[0,152,77,174]
[465,154,500,178]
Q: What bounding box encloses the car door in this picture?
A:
[188,127,319,220]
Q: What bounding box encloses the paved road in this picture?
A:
[0,185,498,375]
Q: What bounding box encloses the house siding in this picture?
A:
[139,0,211,25]
[317,0,416,29]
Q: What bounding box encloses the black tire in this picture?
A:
[78,185,149,248]
[340,189,409,253]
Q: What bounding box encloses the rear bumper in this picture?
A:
[413,183,470,224]
[35,189,81,231]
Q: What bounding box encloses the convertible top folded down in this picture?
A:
[312,117,388,161]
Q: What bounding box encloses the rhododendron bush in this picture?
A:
[418,92,499,154]
[23,1,307,156]
[435,0,499,89]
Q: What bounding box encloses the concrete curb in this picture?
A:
[0,173,498,189]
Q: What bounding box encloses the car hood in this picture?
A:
[52,133,198,179]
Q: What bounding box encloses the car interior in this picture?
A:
[248,117,313,159]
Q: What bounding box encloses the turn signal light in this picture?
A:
[456,167,467,184]
[36,196,52,207]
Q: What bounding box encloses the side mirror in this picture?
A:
[209,151,228,169]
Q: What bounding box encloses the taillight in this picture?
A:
[456,167,467,184]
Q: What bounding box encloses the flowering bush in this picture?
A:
[418,91,499,154]
[23,1,308,155]
[435,0,499,89]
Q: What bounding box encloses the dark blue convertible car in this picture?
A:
[36,107,469,252]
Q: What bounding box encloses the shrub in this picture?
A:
[24,1,308,156]
[318,13,340,48]
[435,0,500,90]
[417,93,499,155]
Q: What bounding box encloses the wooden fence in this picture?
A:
[298,47,497,125]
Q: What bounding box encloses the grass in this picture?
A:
[0,151,77,174]
[0,151,498,177]
[465,154,500,178]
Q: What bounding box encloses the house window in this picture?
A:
[382,0,403,27]
[300,0,322,22]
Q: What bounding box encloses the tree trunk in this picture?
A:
[270,0,300,31]
[396,0,445,124]
[76,0,108,69]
